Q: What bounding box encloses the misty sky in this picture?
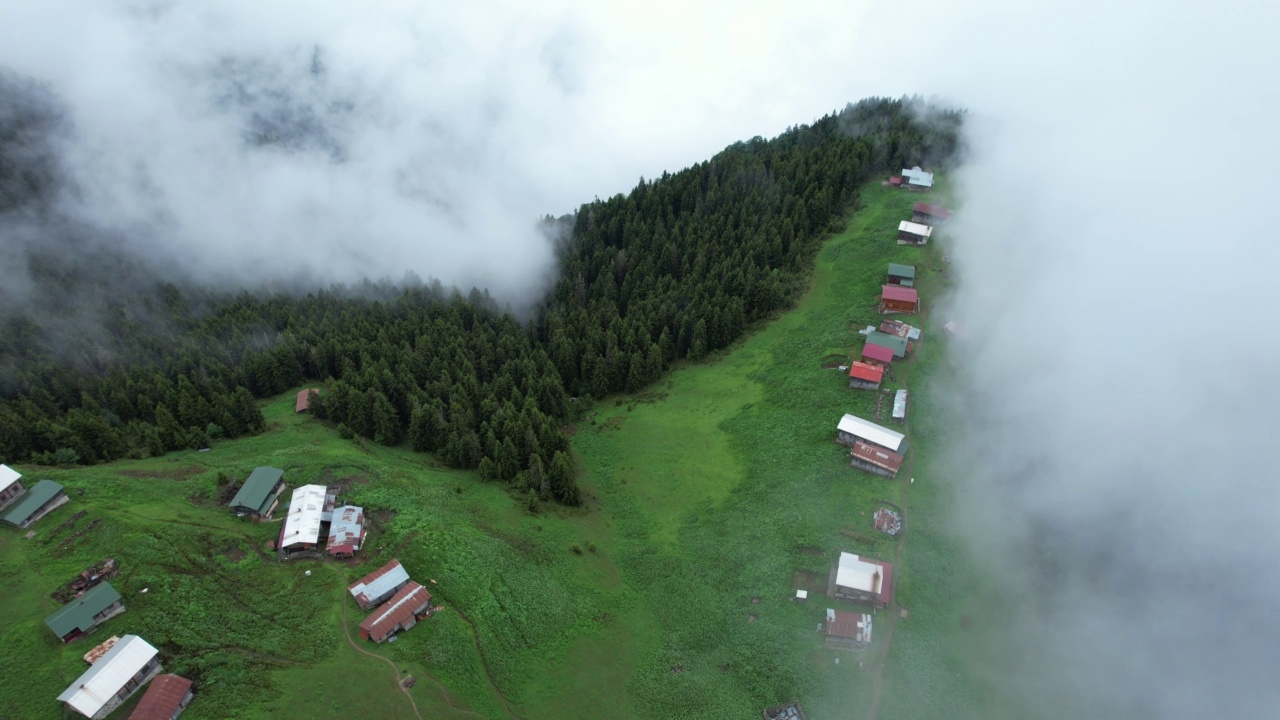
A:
[5,1,1280,717]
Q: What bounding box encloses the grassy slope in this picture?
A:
[0,180,996,720]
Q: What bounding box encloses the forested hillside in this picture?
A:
[0,96,961,504]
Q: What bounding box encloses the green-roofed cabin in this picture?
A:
[229,467,285,519]
[1,479,69,529]
[866,331,910,358]
[887,263,916,288]
[45,582,125,643]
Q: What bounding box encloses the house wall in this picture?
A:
[849,378,880,390]
[0,482,24,510]
[881,299,918,313]
[19,492,69,528]
[850,457,898,478]
[91,658,162,720]
[825,635,868,650]
[836,430,859,447]
[896,229,928,244]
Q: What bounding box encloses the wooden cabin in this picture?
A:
[880,285,919,314]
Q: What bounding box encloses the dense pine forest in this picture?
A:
[0,96,961,505]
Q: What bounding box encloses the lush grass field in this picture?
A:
[0,181,995,719]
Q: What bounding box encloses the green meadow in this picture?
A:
[0,181,997,719]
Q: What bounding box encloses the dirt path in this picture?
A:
[339,598,428,720]
[863,308,927,720]
[450,605,526,720]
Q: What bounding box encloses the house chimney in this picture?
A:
[871,570,881,594]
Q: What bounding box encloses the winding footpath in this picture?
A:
[338,597,429,720]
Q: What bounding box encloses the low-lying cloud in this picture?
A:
[846,0,1280,717]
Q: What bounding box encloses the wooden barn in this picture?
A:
[912,201,952,224]
[295,388,320,413]
[886,263,915,287]
[833,552,893,608]
[2,479,69,529]
[860,343,895,369]
[847,362,884,390]
[0,464,24,511]
[850,440,904,478]
[825,608,873,650]
[897,220,933,245]
[888,176,903,188]
[880,285,919,314]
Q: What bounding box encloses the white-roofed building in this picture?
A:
[834,552,892,608]
[278,484,327,552]
[836,414,906,453]
[892,390,908,423]
[0,464,24,511]
[897,221,933,245]
[57,634,161,719]
[900,166,934,189]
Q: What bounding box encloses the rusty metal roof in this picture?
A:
[359,582,432,641]
[327,506,365,555]
[826,608,873,642]
[128,673,192,720]
[881,285,918,303]
[295,388,319,413]
[851,440,904,473]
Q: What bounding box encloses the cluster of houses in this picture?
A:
[56,634,193,720]
[348,559,436,643]
[228,466,368,558]
[1,463,70,530]
[807,176,953,659]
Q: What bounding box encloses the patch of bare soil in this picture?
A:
[223,544,248,562]
[796,545,824,556]
[120,465,205,481]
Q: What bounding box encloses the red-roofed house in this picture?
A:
[129,673,194,720]
[911,202,952,224]
[359,582,433,643]
[295,388,319,413]
[888,176,903,187]
[825,608,873,650]
[880,285,919,314]
[850,440,904,478]
[860,343,895,369]
[327,505,366,558]
[847,362,884,390]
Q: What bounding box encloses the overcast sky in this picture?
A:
[4,1,1280,716]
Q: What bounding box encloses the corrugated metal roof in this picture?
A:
[861,344,895,364]
[295,388,319,413]
[46,582,122,638]
[835,553,893,606]
[886,263,916,279]
[360,582,432,642]
[892,390,908,420]
[866,332,908,358]
[228,467,283,514]
[327,506,365,555]
[83,636,121,665]
[0,464,20,493]
[827,609,873,642]
[847,362,884,384]
[349,560,411,609]
[851,441,904,474]
[2,479,64,526]
[280,484,327,549]
[901,167,934,187]
[837,414,905,452]
[912,201,951,219]
[128,673,192,720]
[57,635,159,718]
[897,220,933,237]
